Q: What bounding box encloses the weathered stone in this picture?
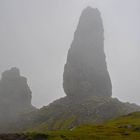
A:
[0,67,34,125]
[63,7,112,97]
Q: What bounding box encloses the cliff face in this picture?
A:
[1,7,140,133]
[63,7,112,97]
[0,67,34,124]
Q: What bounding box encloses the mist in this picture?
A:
[0,0,140,108]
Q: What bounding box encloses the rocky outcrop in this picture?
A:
[0,67,35,126]
[0,134,29,140]
[15,7,140,132]
[63,7,112,97]
[24,96,139,131]
[1,7,140,133]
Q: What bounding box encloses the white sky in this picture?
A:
[0,0,140,108]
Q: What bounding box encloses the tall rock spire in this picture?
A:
[63,7,112,97]
[0,67,34,124]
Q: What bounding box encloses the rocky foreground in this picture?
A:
[0,134,29,140]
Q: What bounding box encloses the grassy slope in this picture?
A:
[25,111,140,140]
[21,96,140,133]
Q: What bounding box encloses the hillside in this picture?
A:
[1,111,140,140]
[44,111,140,140]
[19,96,139,132]
[20,111,140,139]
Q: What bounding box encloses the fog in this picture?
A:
[0,0,140,108]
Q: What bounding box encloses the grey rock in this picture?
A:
[0,67,35,125]
[63,7,112,97]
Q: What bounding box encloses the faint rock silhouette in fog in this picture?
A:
[0,67,34,124]
[63,7,112,97]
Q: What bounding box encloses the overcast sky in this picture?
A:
[0,0,140,108]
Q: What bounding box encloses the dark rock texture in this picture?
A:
[0,134,29,140]
[63,7,112,97]
[0,67,35,126]
[15,7,140,132]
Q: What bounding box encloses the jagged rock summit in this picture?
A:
[0,67,35,125]
[63,7,112,97]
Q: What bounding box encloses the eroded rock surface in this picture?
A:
[0,67,35,126]
[63,7,112,97]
